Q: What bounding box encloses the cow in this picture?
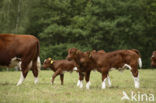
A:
[151,51,156,67]
[89,49,142,89]
[42,58,78,85]
[0,34,41,86]
[66,48,106,89]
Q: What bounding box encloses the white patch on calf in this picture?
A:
[123,64,132,70]
[138,58,142,68]
[102,78,107,89]
[73,67,78,71]
[77,80,81,87]
[79,80,83,88]
[86,81,91,89]
[34,77,38,84]
[107,76,112,87]
[16,72,25,86]
[133,76,139,88]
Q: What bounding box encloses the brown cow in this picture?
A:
[0,34,41,86]
[42,58,78,85]
[90,49,142,89]
[151,51,156,67]
[67,48,106,89]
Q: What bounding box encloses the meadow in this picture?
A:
[0,69,155,103]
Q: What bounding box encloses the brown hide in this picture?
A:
[0,34,40,81]
[43,58,77,85]
[151,51,156,67]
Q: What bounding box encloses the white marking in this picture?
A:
[79,80,83,88]
[86,81,91,89]
[121,91,130,100]
[34,77,38,84]
[9,57,21,68]
[102,78,107,89]
[123,64,132,70]
[16,72,25,86]
[37,57,41,72]
[18,61,22,70]
[133,76,139,88]
[73,67,78,71]
[138,58,142,68]
[107,76,111,87]
[77,80,81,87]
[152,55,154,58]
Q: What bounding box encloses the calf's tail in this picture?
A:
[138,58,142,68]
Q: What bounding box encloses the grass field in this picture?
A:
[0,69,156,103]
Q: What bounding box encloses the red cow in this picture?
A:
[42,58,78,85]
[67,48,106,89]
[90,49,142,89]
[0,34,41,86]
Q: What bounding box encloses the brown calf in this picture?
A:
[42,58,77,85]
[151,51,156,67]
[66,48,106,89]
[0,34,41,86]
[90,49,142,89]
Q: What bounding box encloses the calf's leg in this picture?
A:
[51,69,61,84]
[101,71,108,89]
[77,72,84,88]
[107,75,111,87]
[85,71,91,89]
[131,66,139,88]
[60,74,64,85]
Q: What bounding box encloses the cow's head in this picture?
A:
[66,48,81,61]
[42,58,54,69]
[151,51,156,67]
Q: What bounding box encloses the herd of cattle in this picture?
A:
[0,34,156,89]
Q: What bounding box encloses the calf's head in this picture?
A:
[42,58,54,69]
[66,48,80,61]
[151,51,156,67]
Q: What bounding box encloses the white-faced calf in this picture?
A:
[42,58,77,85]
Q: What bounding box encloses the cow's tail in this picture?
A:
[37,41,41,72]
[138,57,142,68]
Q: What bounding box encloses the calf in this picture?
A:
[42,58,77,85]
[67,48,106,89]
[90,49,142,89]
[151,51,156,67]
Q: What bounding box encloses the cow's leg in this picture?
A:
[131,66,139,88]
[107,75,111,87]
[32,57,41,84]
[101,71,108,89]
[51,69,61,84]
[16,61,29,86]
[60,74,64,85]
[77,72,84,88]
[16,68,29,86]
[85,71,91,89]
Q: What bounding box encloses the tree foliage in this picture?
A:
[0,0,156,68]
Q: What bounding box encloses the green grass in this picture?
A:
[0,69,156,103]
